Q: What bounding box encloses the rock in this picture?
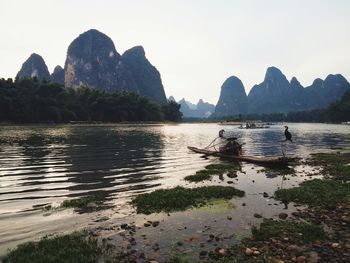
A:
[199,250,208,257]
[331,242,340,248]
[227,181,234,184]
[254,213,263,218]
[245,247,253,256]
[152,221,160,227]
[218,248,226,256]
[242,203,246,206]
[296,255,306,263]
[253,250,261,255]
[286,245,304,256]
[149,261,158,263]
[144,222,151,227]
[263,192,269,198]
[227,216,232,220]
[17,53,50,80]
[279,213,288,220]
[308,251,320,263]
[120,223,128,229]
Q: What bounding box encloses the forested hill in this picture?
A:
[0,78,182,123]
[221,89,350,123]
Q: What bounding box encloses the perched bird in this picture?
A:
[284,126,292,142]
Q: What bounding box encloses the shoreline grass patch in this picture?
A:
[310,152,350,181]
[275,179,350,207]
[5,231,109,263]
[184,163,240,182]
[42,193,108,212]
[132,186,244,214]
[252,219,325,244]
[60,194,105,209]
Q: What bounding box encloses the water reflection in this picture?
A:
[0,123,349,256]
[0,125,166,213]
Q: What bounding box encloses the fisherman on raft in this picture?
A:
[218,129,243,156]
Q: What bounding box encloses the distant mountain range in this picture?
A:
[213,67,350,117]
[171,97,215,118]
[15,34,349,117]
[16,29,167,104]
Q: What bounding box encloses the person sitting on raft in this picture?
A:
[219,137,243,156]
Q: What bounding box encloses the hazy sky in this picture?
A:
[1,0,349,104]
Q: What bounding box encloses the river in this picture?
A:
[0,123,349,258]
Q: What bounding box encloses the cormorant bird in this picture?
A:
[284,126,292,142]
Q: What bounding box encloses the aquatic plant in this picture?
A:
[5,231,109,263]
[275,179,350,207]
[310,152,350,181]
[251,219,325,243]
[132,186,244,214]
[184,163,240,182]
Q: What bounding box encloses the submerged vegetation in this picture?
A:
[184,163,241,182]
[42,194,108,212]
[310,152,350,181]
[275,179,350,206]
[5,231,110,263]
[60,194,107,210]
[132,186,244,214]
[251,219,325,243]
[0,77,182,123]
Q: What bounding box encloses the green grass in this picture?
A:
[132,186,245,214]
[60,195,104,209]
[251,219,325,244]
[6,231,107,263]
[185,163,240,182]
[275,179,350,206]
[310,152,350,181]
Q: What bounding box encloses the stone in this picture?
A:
[152,221,160,227]
[245,247,253,256]
[199,250,208,257]
[279,213,288,220]
[286,245,304,256]
[254,213,263,218]
[331,242,340,248]
[296,255,306,263]
[308,251,320,263]
[218,248,226,256]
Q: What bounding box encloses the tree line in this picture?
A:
[0,77,182,123]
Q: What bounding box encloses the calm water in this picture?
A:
[0,123,349,257]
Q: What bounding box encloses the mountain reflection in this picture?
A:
[0,125,164,209]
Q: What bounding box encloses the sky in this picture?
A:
[0,0,349,105]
